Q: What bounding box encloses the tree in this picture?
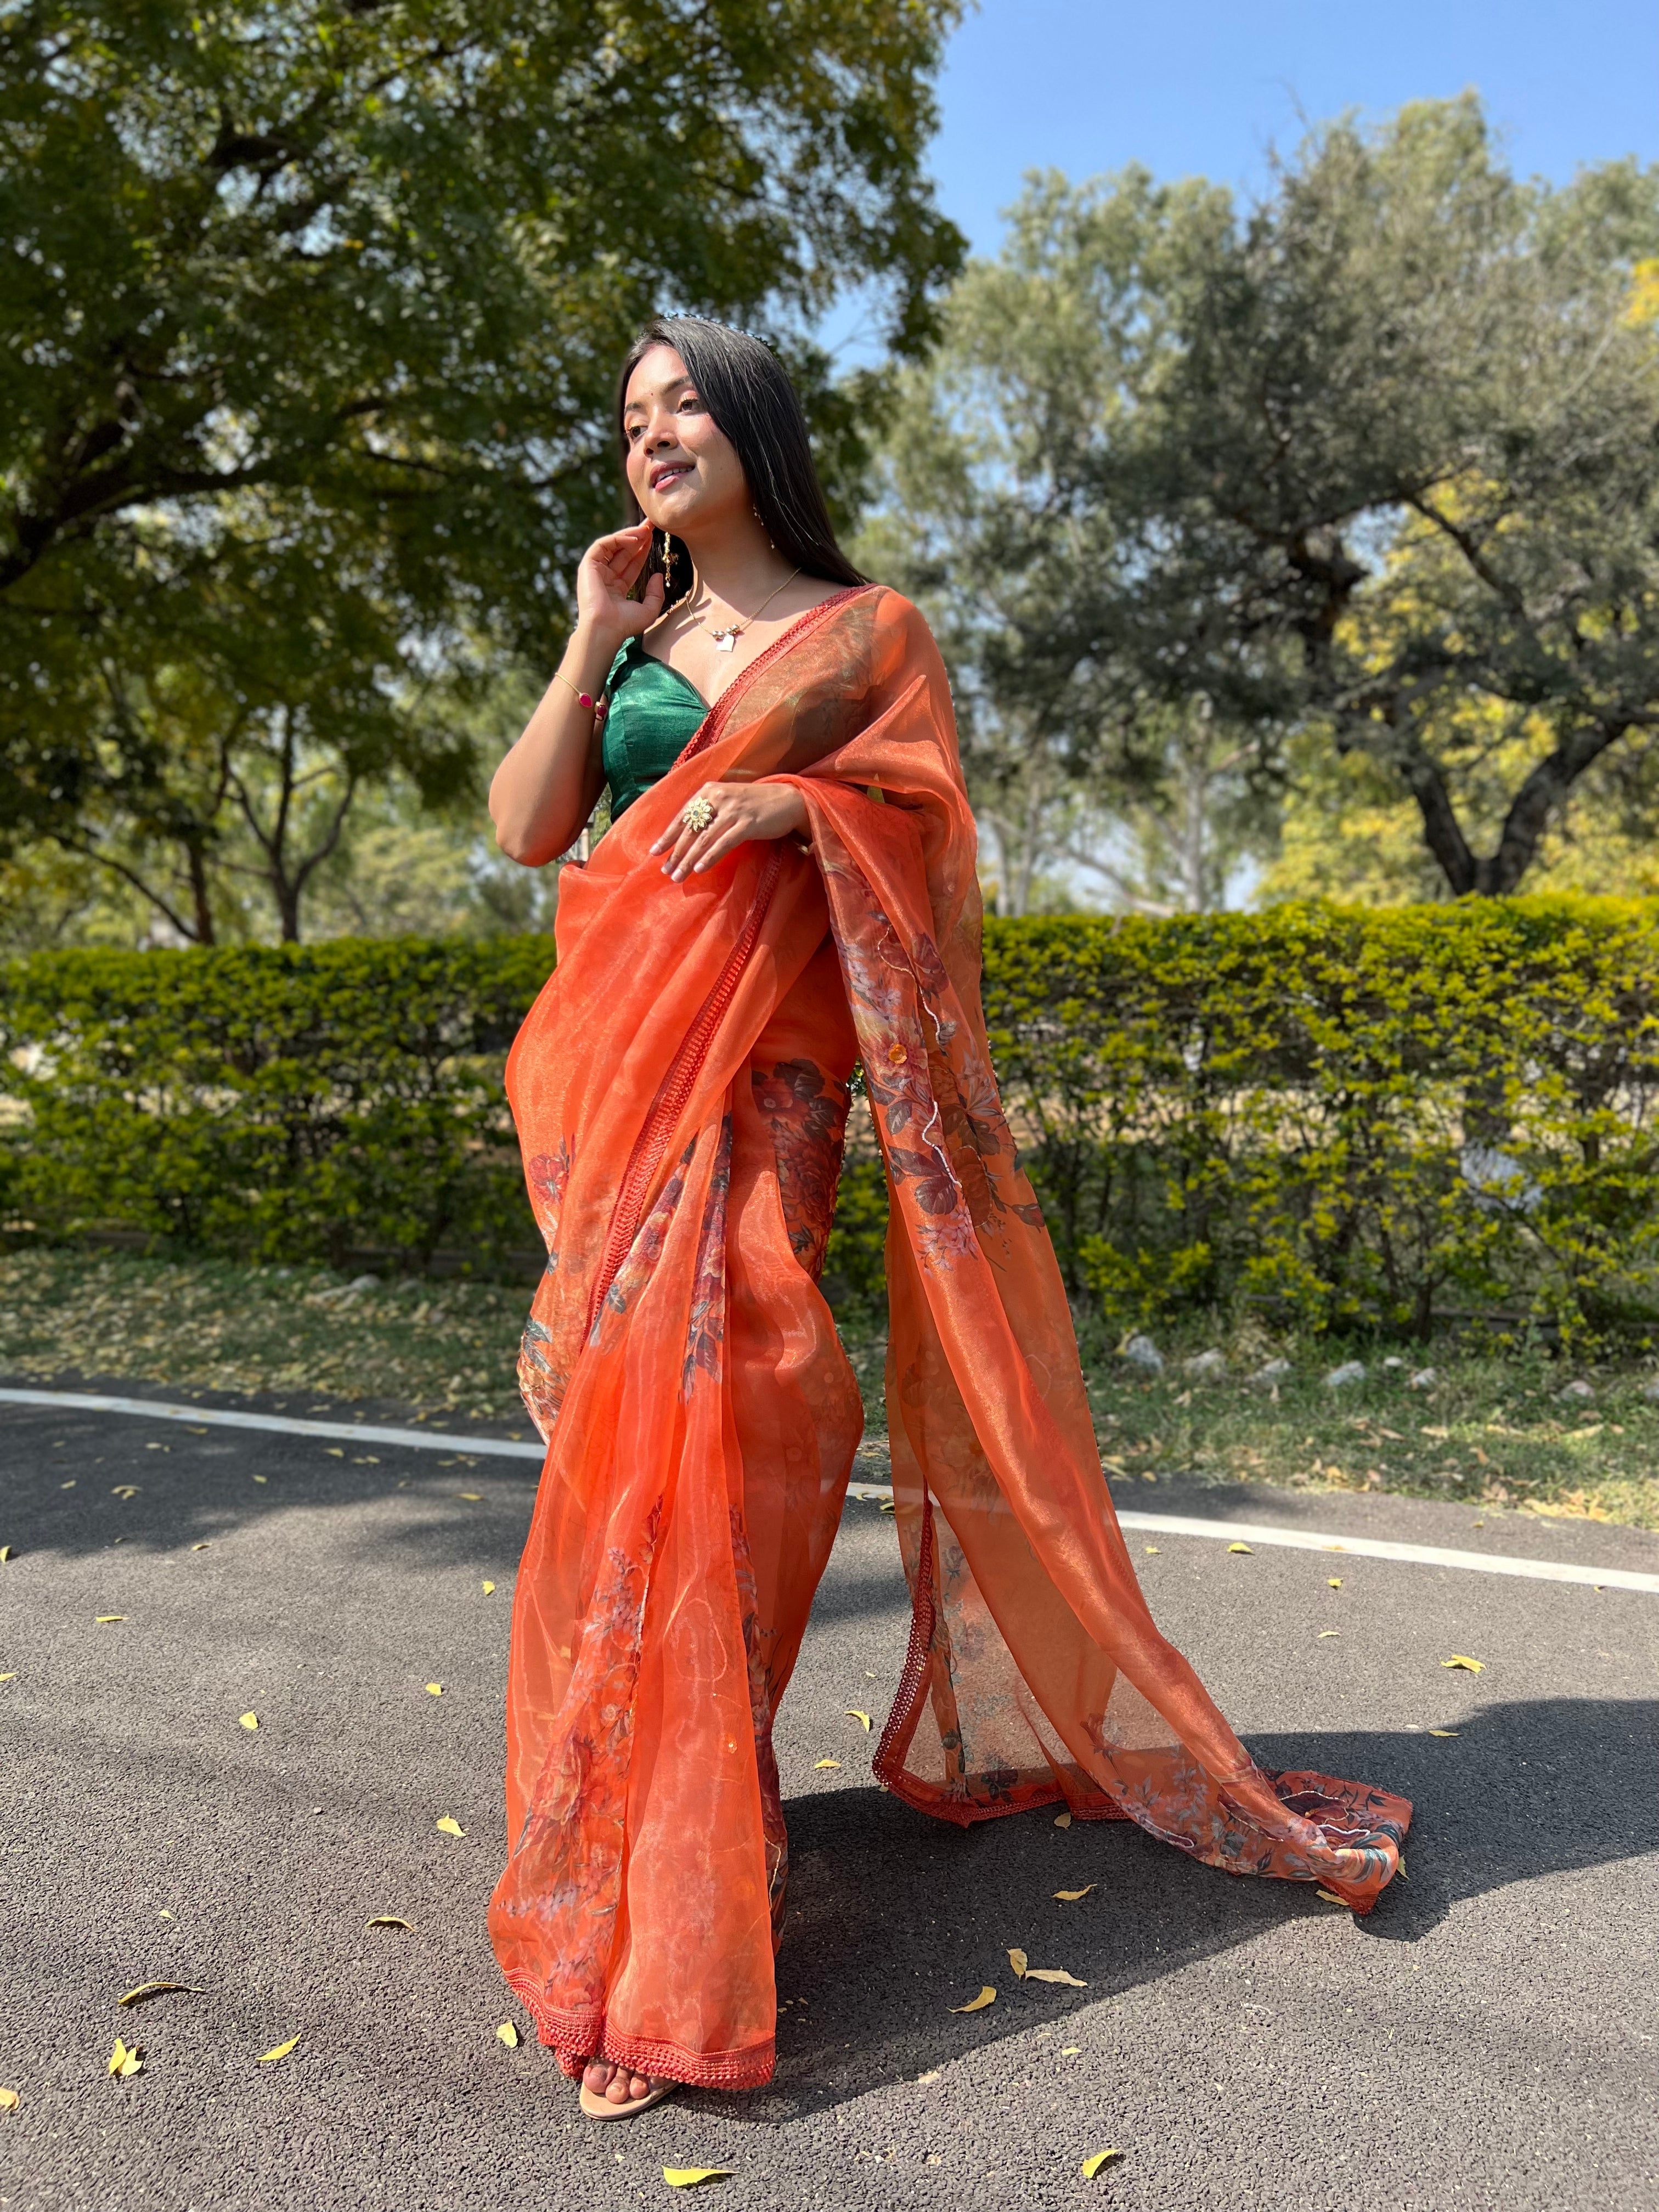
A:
[1,0,964,928]
[870,100,1659,901]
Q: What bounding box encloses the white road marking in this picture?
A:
[0,1386,545,1460]
[7,1388,1655,1594]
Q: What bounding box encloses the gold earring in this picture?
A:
[659,529,675,590]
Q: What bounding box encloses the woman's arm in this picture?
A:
[489,522,664,866]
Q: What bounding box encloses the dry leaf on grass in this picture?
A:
[1053,1886,1096,1902]
[1024,1967,1088,1986]
[1428,1729,1460,1738]
[239,1712,259,1731]
[1053,1812,1073,1829]
[118,1982,206,2007]
[496,2022,520,2047]
[1315,1889,1350,1908]
[365,1916,412,1931]
[1081,2149,1125,2177]
[107,2038,143,2078]
[1007,1948,1028,1979]
[813,1759,841,1771]
[257,2036,300,2063]
[663,2169,731,2189]
[0,2087,18,2112]
[435,1816,466,1837]
[1227,1542,1253,1554]
[844,1709,872,1731]
[1441,1654,1484,1672]
[950,1987,996,2013]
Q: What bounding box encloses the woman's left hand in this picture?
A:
[651,780,809,881]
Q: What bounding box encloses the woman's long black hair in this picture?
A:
[616,316,867,613]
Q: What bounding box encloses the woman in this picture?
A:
[487,318,1410,2120]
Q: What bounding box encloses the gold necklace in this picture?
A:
[692,567,802,653]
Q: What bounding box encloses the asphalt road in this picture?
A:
[2,1384,1657,2212]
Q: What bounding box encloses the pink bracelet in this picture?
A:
[552,670,597,711]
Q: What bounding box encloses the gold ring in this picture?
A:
[684,796,716,833]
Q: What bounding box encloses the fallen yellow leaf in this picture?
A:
[1060,2046,1081,2056]
[95,1615,126,1624]
[950,1986,996,2013]
[111,1484,139,1499]
[1328,1577,1343,1588]
[1081,2149,1125,2177]
[239,1712,259,1731]
[1315,1888,1349,1907]
[663,2170,731,2190]
[878,1498,895,1512]
[1008,1948,1028,1979]
[813,1758,841,1771]
[0,1547,13,1562]
[1024,1967,1088,1986]
[252,1475,268,1485]
[1053,1886,1096,1902]
[257,2035,300,2063]
[365,1916,412,1931]
[481,1581,496,1595]
[1317,1630,1340,1639]
[324,1448,344,1458]
[496,2022,520,2047]
[0,2087,17,2111]
[435,1816,466,1837]
[118,1982,206,2007]
[426,1683,444,1696]
[1441,1654,1484,1672]
[107,2038,143,2079]
[1054,1812,1073,1829]
[1143,1544,1159,1554]
[1227,1542,1254,1554]
[844,1708,872,1730]
[1428,1729,1460,1738]
[0,1673,14,1682]
[457,1492,483,1502]
[190,1542,211,1552]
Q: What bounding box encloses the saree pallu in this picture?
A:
[492,586,1410,2091]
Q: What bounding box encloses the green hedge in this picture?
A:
[4,899,1658,1341]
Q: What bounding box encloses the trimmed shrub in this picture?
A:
[3,898,1657,1340]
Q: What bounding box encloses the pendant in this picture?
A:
[712,628,737,652]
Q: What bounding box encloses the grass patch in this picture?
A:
[3,1248,1657,1529]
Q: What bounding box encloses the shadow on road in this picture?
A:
[726,1694,1658,2121]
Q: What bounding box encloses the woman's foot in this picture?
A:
[578,2058,674,2119]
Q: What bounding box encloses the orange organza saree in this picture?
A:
[491,586,1410,2091]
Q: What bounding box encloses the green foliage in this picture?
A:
[0,938,554,1267]
[4,900,1658,1347]
[870,101,1659,903]
[0,0,963,936]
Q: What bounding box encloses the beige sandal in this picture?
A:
[578,2066,675,2121]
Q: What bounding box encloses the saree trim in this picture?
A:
[504,1972,775,2091]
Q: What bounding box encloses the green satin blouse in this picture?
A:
[601,637,708,820]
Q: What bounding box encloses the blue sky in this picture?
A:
[927,0,1657,256]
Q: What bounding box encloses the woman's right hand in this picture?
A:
[574,520,666,655]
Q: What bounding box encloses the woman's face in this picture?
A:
[622,344,749,538]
